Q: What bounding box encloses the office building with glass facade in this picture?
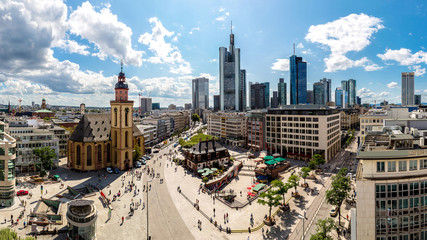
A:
[192,77,209,110]
[290,55,307,105]
[249,82,267,109]
[240,69,247,111]
[402,72,415,106]
[278,78,287,106]
[313,82,325,105]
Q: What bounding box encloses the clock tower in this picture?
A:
[110,61,134,170]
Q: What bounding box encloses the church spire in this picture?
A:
[229,20,234,47]
[120,59,123,73]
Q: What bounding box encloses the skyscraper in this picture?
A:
[140,98,152,114]
[341,79,356,107]
[415,94,422,105]
[249,82,266,109]
[263,82,270,108]
[240,69,247,111]
[320,78,331,103]
[335,87,348,107]
[313,82,324,105]
[278,78,287,106]
[290,55,307,104]
[219,25,241,111]
[357,96,361,105]
[306,90,314,104]
[402,72,415,106]
[192,77,209,110]
[213,95,220,112]
[271,91,279,108]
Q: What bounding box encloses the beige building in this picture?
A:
[265,106,341,162]
[0,121,16,207]
[356,126,427,240]
[360,109,390,136]
[163,111,190,133]
[340,109,360,130]
[207,112,247,147]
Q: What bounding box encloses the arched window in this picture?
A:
[114,151,117,164]
[125,131,129,147]
[125,108,129,126]
[138,138,141,147]
[106,143,111,163]
[98,145,102,163]
[87,145,92,166]
[76,145,81,165]
[125,151,129,160]
[114,108,118,126]
[114,131,118,147]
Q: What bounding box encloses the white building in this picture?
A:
[207,112,247,147]
[0,121,16,207]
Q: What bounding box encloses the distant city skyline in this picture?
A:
[0,0,426,107]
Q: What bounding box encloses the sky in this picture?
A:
[0,0,426,108]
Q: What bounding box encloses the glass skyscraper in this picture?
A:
[278,78,287,106]
[290,55,307,104]
[192,77,209,109]
[240,69,247,111]
[335,87,348,107]
[341,79,356,107]
[401,72,415,106]
[249,82,269,109]
[313,78,331,105]
[219,28,241,111]
[263,82,270,108]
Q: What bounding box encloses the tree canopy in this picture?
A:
[191,113,200,123]
[310,218,335,240]
[133,144,142,161]
[34,146,57,173]
[0,228,35,240]
[326,168,351,225]
[257,188,282,220]
[288,174,300,193]
[300,167,311,183]
[271,180,291,206]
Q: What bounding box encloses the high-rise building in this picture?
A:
[240,69,247,111]
[184,103,192,110]
[335,87,348,107]
[313,82,325,105]
[271,91,279,108]
[357,96,362,105]
[192,77,209,110]
[278,78,287,106]
[263,82,270,108]
[140,98,152,114]
[31,101,35,108]
[0,121,16,207]
[341,79,357,107]
[290,55,307,104]
[152,103,160,110]
[249,82,267,109]
[306,90,314,104]
[219,26,241,111]
[402,72,415,106]
[320,78,331,103]
[415,94,422,105]
[213,95,220,112]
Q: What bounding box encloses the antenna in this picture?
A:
[293,43,295,55]
[231,21,232,34]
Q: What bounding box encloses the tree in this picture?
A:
[0,228,35,240]
[299,167,311,184]
[191,114,200,126]
[288,174,300,193]
[34,147,57,173]
[326,168,351,226]
[308,161,317,171]
[313,154,326,168]
[257,188,282,224]
[133,144,142,162]
[310,218,335,240]
[271,180,291,207]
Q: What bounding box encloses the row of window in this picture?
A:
[376,216,427,238]
[266,139,320,147]
[266,128,320,134]
[0,148,15,156]
[362,118,384,124]
[266,116,319,122]
[376,182,427,199]
[0,159,15,181]
[267,122,320,128]
[377,231,427,240]
[377,160,427,172]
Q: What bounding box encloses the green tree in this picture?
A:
[313,154,326,168]
[0,228,35,240]
[34,146,57,173]
[288,174,300,193]
[308,161,317,171]
[133,143,142,162]
[326,168,351,226]
[257,188,282,223]
[191,114,200,126]
[271,180,291,207]
[300,167,311,183]
[310,218,335,240]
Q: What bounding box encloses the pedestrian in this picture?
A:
[122,216,124,224]
[248,227,251,233]
[347,214,349,220]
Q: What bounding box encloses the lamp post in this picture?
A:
[146,178,152,240]
[298,214,305,240]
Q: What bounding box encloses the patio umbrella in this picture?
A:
[252,185,255,188]
[197,169,205,173]
[211,168,218,171]
[257,164,267,168]
[255,182,259,185]
[203,168,210,171]
[247,192,252,195]
[254,158,263,162]
[202,172,209,176]
[247,187,252,190]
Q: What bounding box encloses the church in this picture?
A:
[67,64,145,171]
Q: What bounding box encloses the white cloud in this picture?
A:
[271,59,290,71]
[411,65,426,76]
[379,91,390,97]
[210,58,217,63]
[215,8,229,22]
[138,17,191,75]
[297,43,304,49]
[387,82,398,88]
[189,27,200,34]
[68,1,143,66]
[302,49,312,55]
[377,48,427,65]
[219,7,226,12]
[60,40,90,56]
[357,88,376,99]
[305,13,384,72]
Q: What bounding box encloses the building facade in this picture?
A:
[415,95,422,106]
[313,82,325,105]
[140,98,152,114]
[247,111,266,151]
[184,140,230,171]
[360,109,391,136]
[219,28,241,111]
[152,103,160,110]
[66,199,97,240]
[271,91,279,108]
[240,69,247,111]
[265,106,341,162]
[213,95,220,112]
[249,82,266,110]
[207,112,247,147]
[0,121,16,207]
[192,77,209,110]
[278,78,287,106]
[341,79,357,107]
[402,72,415,106]
[306,90,314,104]
[290,55,307,105]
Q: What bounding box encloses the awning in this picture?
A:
[202,172,209,176]
[275,157,286,162]
[211,168,218,171]
[197,169,205,173]
[253,183,266,192]
[254,158,264,162]
[263,156,274,160]
[265,160,276,165]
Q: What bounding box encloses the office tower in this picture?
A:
[152,103,160,110]
[219,25,241,111]
[184,103,192,110]
[335,87,348,107]
[341,79,357,107]
[31,101,35,108]
[213,95,220,112]
[263,82,270,108]
[249,82,266,109]
[313,82,325,105]
[357,96,361,105]
[402,72,415,106]
[415,95,422,105]
[271,91,279,108]
[290,54,307,104]
[306,90,314,104]
[240,69,247,111]
[320,78,331,103]
[278,78,287,106]
[140,98,152,114]
[192,77,209,110]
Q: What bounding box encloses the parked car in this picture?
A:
[141,160,147,165]
[106,167,113,174]
[135,162,142,168]
[17,190,29,196]
[146,156,151,160]
[114,168,120,174]
[153,150,159,153]
[330,206,339,217]
[52,175,61,181]
[140,156,147,161]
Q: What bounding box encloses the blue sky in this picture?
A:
[0,0,426,107]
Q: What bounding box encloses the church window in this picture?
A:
[125,131,129,147]
[87,145,92,166]
[114,131,117,147]
[114,108,118,126]
[98,145,102,163]
[106,143,111,163]
[125,108,129,126]
[76,145,81,165]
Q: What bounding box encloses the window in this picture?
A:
[399,161,407,171]
[98,145,102,163]
[125,108,129,126]
[377,162,385,172]
[114,108,118,126]
[410,160,418,171]
[125,131,129,147]
[87,145,92,166]
[388,161,396,172]
[421,159,427,169]
[0,160,4,181]
[76,145,81,165]
[399,199,408,209]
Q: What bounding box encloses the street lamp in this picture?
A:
[298,214,305,240]
[146,178,153,240]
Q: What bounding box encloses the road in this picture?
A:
[144,135,195,240]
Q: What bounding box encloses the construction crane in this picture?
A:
[18,99,22,113]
